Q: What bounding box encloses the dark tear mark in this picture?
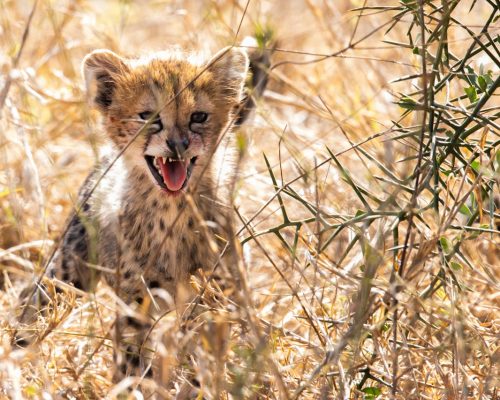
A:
[95,72,115,109]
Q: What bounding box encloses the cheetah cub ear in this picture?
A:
[206,47,249,104]
[82,49,129,112]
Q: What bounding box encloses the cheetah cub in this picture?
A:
[19,44,270,378]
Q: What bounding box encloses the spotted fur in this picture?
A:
[18,45,270,379]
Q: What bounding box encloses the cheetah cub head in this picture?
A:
[83,47,249,195]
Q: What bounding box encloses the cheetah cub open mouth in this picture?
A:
[145,155,197,194]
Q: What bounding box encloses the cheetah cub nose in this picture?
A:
[166,137,190,155]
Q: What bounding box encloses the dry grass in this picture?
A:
[0,0,499,399]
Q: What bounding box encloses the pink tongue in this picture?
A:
[159,159,187,191]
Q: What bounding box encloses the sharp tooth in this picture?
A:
[168,157,172,162]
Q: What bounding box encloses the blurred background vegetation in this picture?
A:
[0,0,498,398]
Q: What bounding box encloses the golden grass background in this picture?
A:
[0,0,498,398]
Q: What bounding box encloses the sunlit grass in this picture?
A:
[1,0,498,398]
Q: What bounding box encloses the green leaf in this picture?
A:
[464,86,478,103]
[478,75,487,92]
[362,387,382,399]
[401,0,418,10]
[441,169,452,176]
[355,209,366,217]
[398,96,418,110]
[439,237,452,255]
[464,65,478,87]
[483,71,494,86]
[412,46,420,55]
[451,261,462,271]
[458,203,472,217]
[470,160,480,172]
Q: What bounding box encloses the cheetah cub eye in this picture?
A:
[139,111,163,134]
[190,112,208,124]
